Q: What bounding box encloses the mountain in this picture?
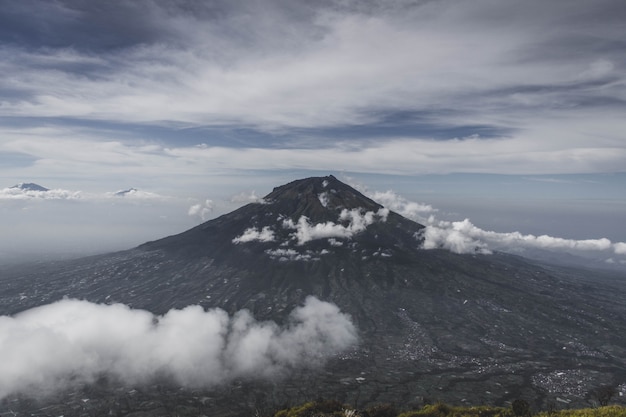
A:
[9,182,49,191]
[1,175,626,416]
[114,187,138,196]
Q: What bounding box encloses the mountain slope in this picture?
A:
[1,175,625,414]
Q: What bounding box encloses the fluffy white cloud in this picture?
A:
[232,226,276,244]
[614,242,626,255]
[0,187,81,200]
[420,221,490,254]
[282,208,389,245]
[0,297,357,399]
[188,199,214,221]
[420,217,626,256]
[369,190,436,222]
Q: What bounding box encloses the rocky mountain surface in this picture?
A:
[1,175,625,416]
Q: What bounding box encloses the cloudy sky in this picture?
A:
[1,0,625,262]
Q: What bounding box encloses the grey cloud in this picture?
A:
[0,296,357,400]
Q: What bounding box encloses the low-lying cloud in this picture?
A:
[0,297,357,400]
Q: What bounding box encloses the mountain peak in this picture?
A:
[144,175,424,263]
[10,182,49,192]
[263,175,382,224]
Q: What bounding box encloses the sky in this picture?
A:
[0,0,625,263]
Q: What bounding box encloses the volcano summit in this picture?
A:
[1,175,626,415]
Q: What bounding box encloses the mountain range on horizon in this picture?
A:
[5,182,144,197]
[1,175,625,416]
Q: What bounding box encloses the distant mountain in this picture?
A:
[114,187,138,196]
[2,175,625,416]
[9,182,49,191]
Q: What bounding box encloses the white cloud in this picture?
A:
[420,222,490,254]
[282,208,388,245]
[369,190,436,222]
[419,217,626,257]
[232,226,276,244]
[0,297,357,400]
[188,199,214,221]
[0,187,81,200]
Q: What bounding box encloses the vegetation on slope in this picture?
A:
[271,399,626,417]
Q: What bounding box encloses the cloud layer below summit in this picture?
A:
[0,296,357,400]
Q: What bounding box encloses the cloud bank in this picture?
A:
[419,218,626,256]
[0,297,357,400]
[361,185,626,260]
